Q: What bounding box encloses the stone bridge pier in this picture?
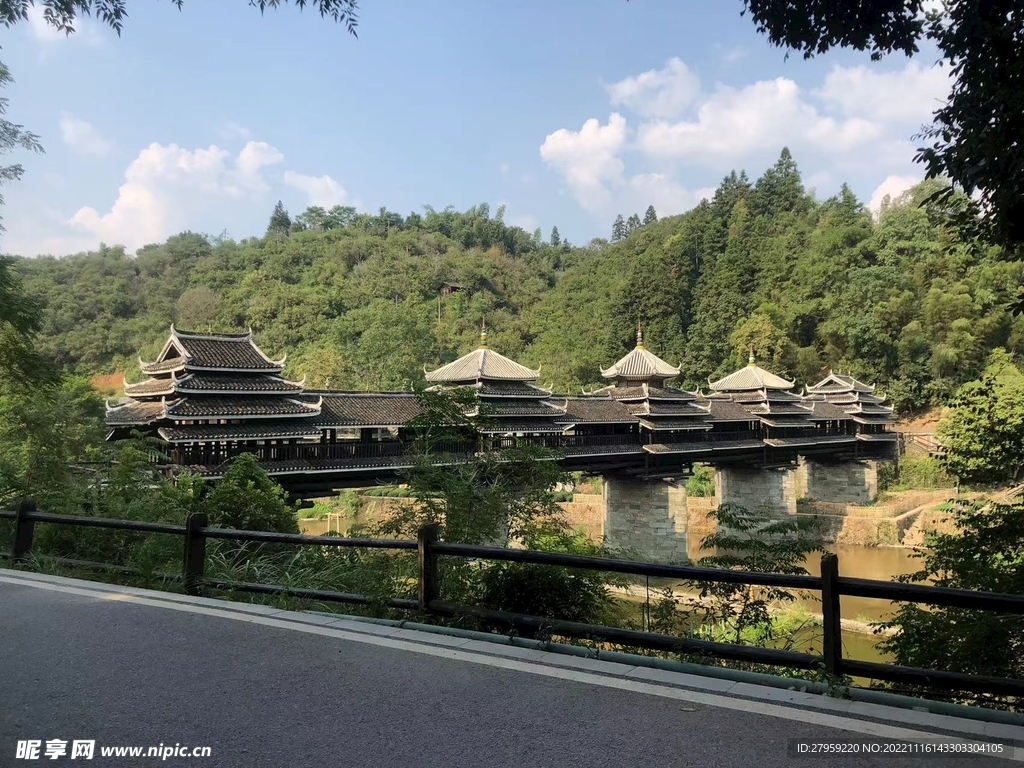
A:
[602,476,688,563]
[714,459,880,515]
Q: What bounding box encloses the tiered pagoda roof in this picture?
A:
[599,328,681,383]
[804,371,896,427]
[589,329,711,438]
[706,355,818,434]
[424,325,564,435]
[108,326,310,430]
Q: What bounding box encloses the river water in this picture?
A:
[300,516,922,662]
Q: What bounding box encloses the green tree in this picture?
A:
[876,499,1024,706]
[626,213,642,233]
[174,286,221,331]
[0,256,52,386]
[373,386,619,624]
[203,453,297,533]
[738,0,1024,252]
[690,502,823,647]
[937,351,1024,484]
[0,0,360,36]
[749,147,807,219]
[549,226,561,247]
[643,205,658,226]
[611,214,627,242]
[266,201,292,238]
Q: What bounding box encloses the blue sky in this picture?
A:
[1,0,948,256]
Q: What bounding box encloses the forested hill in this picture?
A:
[10,150,1023,414]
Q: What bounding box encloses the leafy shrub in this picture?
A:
[875,499,1024,708]
[685,465,715,497]
[894,456,955,490]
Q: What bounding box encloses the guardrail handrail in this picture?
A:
[3,500,1024,698]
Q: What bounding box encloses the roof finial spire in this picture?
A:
[479,318,488,349]
[748,346,756,366]
[636,323,644,349]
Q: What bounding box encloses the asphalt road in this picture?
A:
[0,576,1017,768]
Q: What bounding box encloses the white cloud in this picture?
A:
[868,174,920,214]
[539,113,628,212]
[637,77,881,164]
[283,171,352,208]
[624,174,713,218]
[65,140,283,252]
[817,61,949,124]
[541,56,946,225]
[498,162,510,176]
[605,58,700,119]
[59,114,113,156]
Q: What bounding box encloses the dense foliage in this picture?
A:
[938,350,1024,485]
[741,0,1024,257]
[7,153,1021,415]
[876,499,1024,708]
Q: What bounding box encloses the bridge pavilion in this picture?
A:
[105,325,896,494]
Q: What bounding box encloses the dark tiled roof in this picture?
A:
[479,403,565,417]
[596,384,698,401]
[760,417,817,429]
[703,400,758,422]
[174,331,284,371]
[166,396,321,419]
[140,357,186,375]
[479,419,565,434]
[643,401,711,417]
[808,401,854,421]
[314,393,423,427]
[852,414,897,425]
[158,422,323,443]
[175,373,303,394]
[644,439,765,454]
[123,377,176,397]
[638,418,713,431]
[764,435,858,447]
[748,402,814,416]
[553,398,636,424]
[105,399,168,426]
[475,381,551,398]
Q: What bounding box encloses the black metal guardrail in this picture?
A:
[3,499,1024,698]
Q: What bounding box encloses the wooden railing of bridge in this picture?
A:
[4,500,1022,698]
[166,429,805,469]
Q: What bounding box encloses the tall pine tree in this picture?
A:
[643,205,658,225]
[611,214,627,242]
[749,147,807,219]
[266,201,292,237]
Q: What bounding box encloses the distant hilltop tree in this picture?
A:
[266,201,292,238]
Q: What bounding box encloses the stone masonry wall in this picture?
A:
[714,467,798,516]
[603,477,688,563]
[797,459,879,504]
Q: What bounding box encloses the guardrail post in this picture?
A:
[821,552,843,676]
[11,498,37,563]
[418,523,440,612]
[182,512,208,594]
